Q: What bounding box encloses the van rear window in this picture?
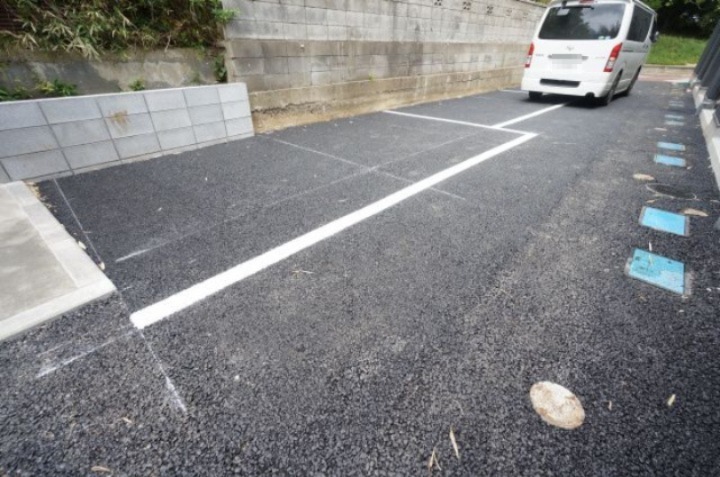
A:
[539,4,626,40]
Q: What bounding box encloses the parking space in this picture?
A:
[5,82,720,475]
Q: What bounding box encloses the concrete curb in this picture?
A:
[693,86,720,190]
[0,182,116,341]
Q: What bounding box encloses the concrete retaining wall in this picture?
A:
[0,49,220,95]
[222,0,545,130]
[0,84,253,183]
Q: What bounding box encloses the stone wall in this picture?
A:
[221,0,544,130]
[0,84,253,183]
[0,49,220,96]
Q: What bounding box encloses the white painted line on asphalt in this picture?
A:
[382,110,530,135]
[491,103,568,128]
[130,132,537,329]
[500,89,528,94]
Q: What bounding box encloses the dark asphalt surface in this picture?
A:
[2,82,720,476]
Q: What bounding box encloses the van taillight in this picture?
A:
[525,43,534,68]
[604,43,623,72]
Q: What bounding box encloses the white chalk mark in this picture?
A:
[140,332,187,414]
[36,331,134,378]
[130,133,536,329]
[491,103,568,128]
[116,248,153,263]
[383,110,530,135]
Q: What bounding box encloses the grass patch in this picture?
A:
[647,34,708,66]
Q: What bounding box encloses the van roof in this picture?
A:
[547,0,656,13]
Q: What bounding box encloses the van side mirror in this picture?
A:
[651,30,660,43]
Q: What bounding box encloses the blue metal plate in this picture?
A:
[657,142,686,152]
[654,154,687,167]
[639,206,689,236]
[627,249,685,295]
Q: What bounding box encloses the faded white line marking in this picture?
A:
[116,248,152,263]
[141,331,187,414]
[383,110,530,135]
[500,89,528,94]
[491,103,568,128]
[131,133,537,329]
[36,331,134,378]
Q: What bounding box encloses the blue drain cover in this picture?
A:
[654,154,687,167]
[627,249,685,295]
[657,142,686,152]
[640,206,689,236]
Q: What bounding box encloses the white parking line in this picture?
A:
[491,103,567,128]
[130,132,537,329]
[383,110,530,135]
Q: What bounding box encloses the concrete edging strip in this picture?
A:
[0,181,116,341]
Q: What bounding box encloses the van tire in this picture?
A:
[623,69,641,96]
[598,74,620,106]
[529,91,542,101]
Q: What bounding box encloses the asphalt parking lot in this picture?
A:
[2,81,720,475]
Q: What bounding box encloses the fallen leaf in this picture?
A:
[78,241,87,250]
[633,173,655,181]
[428,447,441,470]
[667,394,676,407]
[682,208,708,217]
[99,262,106,271]
[91,466,112,473]
[449,427,460,459]
[646,199,657,204]
[121,417,133,425]
[529,382,585,430]
[608,400,613,411]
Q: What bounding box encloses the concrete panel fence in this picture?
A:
[0,83,253,183]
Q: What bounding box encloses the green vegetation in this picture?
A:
[647,34,708,66]
[645,0,718,37]
[0,77,77,102]
[0,0,235,58]
[129,78,146,91]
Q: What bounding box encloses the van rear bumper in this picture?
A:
[521,76,613,98]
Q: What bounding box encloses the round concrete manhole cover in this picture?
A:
[646,184,696,200]
[529,382,585,430]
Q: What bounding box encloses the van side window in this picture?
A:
[628,7,653,42]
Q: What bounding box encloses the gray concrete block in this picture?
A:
[151,109,192,131]
[0,165,9,183]
[63,141,119,169]
[225,117,255,137]
[264,74,291,90]
[1,150,69,181]
[234,58,265,75]
[158,127,196,150]
[254,2,289,22]
[264,57,289,74]
[260,41,289,58]
[40,97,102,124]
[284,22,308,39]
[227,39,264,58]
[189,104,224,126]
[184,87,221,107]
[221,101,251,120]
[306,7,328,24]
[0,126,59,159]
[253,21,285,39]
[218,84,249,103]
[114,133,161,159]
[328,26,349,40]
[105,113,155,139]
[51,119,111,147]
[144,90,187,112]
[307,25,329,40]
[326,9,346,25]
[285,6,307,23]
[194,122,227,143]
[97,93,148,117]
[226,19,259,39]
[0,102,46,131]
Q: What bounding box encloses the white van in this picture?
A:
[521,0,658,105]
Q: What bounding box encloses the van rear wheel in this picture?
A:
[623,69,641,96]
[598,75,621,107]
[529,91,542,101]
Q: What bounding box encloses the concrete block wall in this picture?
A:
[0,84,253,183]
[221,0,544,129]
